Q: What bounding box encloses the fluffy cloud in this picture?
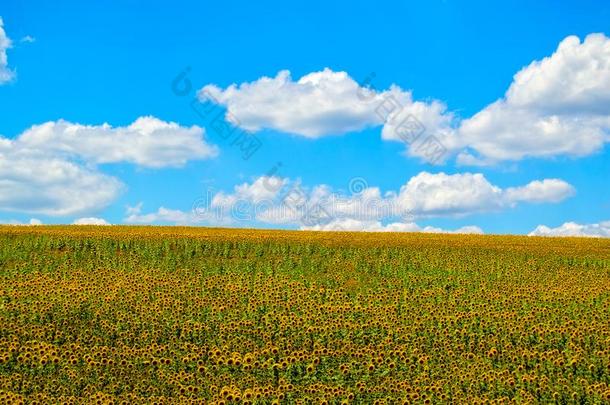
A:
[393,172,503,217]
[504,179,576,204]
[393,173,574,217]
[200,69,379,137]
[200,34,610,165]
[505,35,610,112]
[18,116,218,168]
[124,204,199,225]
[458,33,610,164]
[72,217,111,225]
[125,176,289,225]
[0,17,14,84]
[0,117,217,216]
[199,69,452,145]
[211,176,288,210]
[255,182,400,225]
[257,172,574,223]
[301,218,483,234]
[529,221,610,238]
[127,172,573,229]
[0,151,124,216]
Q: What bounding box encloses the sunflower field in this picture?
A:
[1,226,609,404]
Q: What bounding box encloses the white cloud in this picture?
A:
[504,179,576,204]
[127,172,573,228]
[393,173,574,217]
[529,220,610,238]
[380,98,458,163]
[255,181,402,225]
[0,152,124,216]
[0,117,217,216]
[458,33,610,164]
[211,176,288,209]
[73,217,110,225]
[124,202,485,235]
[20,35,35,43]
[125,177,289,226]
[199,68,452,144]
[199,34,610,165]
[125,205,201,225]
[18,116,218,168]
[301,218,484,234]
[0,17,14,84]
[0,218,42,225]
[505,35,610,112]
[260,172,573,223]
[393,172,503,217]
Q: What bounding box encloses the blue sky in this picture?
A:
[1,0,609,236]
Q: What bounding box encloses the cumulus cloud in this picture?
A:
[270,172,574,222]
[254,181,401,225]
[18,116,218,168]
[529,221,610,238]
[200,69,380,138]
[199,68,453,148]
[505,35,610,112]
[301,218,484,234]
[124,203,198,225]
[392,172,503,217]
[0,152,124,216]
[125,176,289,225]
[127,172,573,228]
[393,173,574,217]
[504,179,576,205]
[0,17,14,84]
[199,34,610,165]
[72,217,111,225]
[0,117,217,216]
[458,33,610,164]
[211,176,289,210]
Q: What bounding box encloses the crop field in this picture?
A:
[1,226,610,404]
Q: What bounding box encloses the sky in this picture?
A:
[1,0,609,236]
